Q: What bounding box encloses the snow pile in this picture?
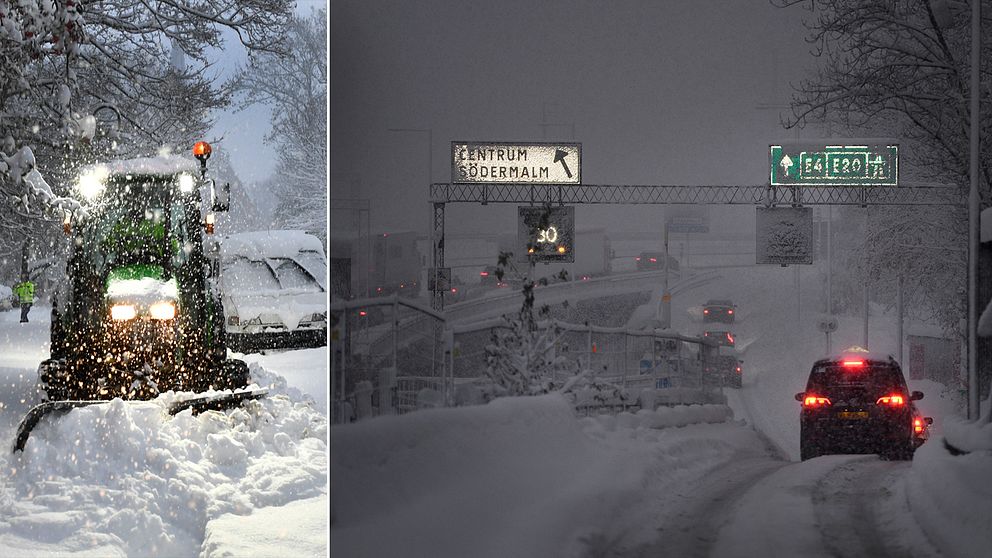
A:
[201,494,327,558]
[582,404,732,431]
[0,382,327,557]
[332,393,763,557]
[106,276,179,303]
[83,154,199,177]
[906,439,992,558]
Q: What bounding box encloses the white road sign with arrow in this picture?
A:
[451,141,582,184]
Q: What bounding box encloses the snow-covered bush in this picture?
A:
[484,250,577,396]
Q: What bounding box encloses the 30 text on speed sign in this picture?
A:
[451,142,581,184]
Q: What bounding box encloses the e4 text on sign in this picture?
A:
[452,142,581,184]
[770,143,898,186]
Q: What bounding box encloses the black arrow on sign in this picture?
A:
[553,149,573,178]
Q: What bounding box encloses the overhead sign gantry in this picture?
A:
[427,138,953,310]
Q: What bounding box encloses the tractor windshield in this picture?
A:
[81,176,192,278]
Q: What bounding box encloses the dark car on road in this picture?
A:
[635,251,679,272]
[703,299,735,323]
[795,351,931,461]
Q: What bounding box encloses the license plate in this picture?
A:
[838,411,869,419]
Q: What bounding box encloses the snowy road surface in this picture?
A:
[0,306,329,557]
[333,265,987,557]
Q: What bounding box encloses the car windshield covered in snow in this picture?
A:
[222,256,322,293]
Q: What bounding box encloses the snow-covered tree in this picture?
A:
[232,8,326,242]
[776,0,990,337]
[0,1,294,279]
[483,249,576,396]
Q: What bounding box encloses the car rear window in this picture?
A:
[806,362,908,392]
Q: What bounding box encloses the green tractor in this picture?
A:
[14,142,264,452]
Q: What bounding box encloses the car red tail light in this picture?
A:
[842,360,864,367]
[728,309,734,315]
[480,271,489,277]
[876,394,905,406]
[650,258,657,262]
[635,257,641,261]
[704,309,710,314]
[735,366,741,374]
[914,418,924,433]
[804,395,831,407]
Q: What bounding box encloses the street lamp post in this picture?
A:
[387,127,435,300]
[967,1,981,421]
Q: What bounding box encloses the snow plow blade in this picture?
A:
[12,389,269,453]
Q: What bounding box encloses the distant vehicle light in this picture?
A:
[728,309,734,314]
[528,248,535,253]
[736,365,742,373]
[149,302,176,320]
[703,309,710,314]
[111,304,136,321]
[649,258,657,262]
[359,310,367,317]
[635,257,641,261]
[557,246,566,253]
[727,333,734,343]
[450,288,457,293]
[842,360,864,367]
[480,271,489,277]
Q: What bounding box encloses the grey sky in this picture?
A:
[331,0,820,238]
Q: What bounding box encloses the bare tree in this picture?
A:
[776,0,989,337]
[233,8,327,241]
[0,0,294,277]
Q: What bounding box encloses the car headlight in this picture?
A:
[111,304,136,321]
[149,302,176,320]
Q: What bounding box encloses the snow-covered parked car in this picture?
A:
[219,230,327,353]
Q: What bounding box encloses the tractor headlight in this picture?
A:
[77,168,107,201]
[111,304,136,321]
[149,302,176,320]
[177,174,196,193]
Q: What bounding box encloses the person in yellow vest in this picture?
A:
[13,279,34,323]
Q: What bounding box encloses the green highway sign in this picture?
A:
[770,143,898,186]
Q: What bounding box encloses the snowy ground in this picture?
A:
[0,306,329,557]
[332,264,989,557]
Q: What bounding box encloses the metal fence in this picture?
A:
[332,295,724,424]
[331,294,447,423]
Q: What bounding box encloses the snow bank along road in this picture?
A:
[0,307,329,557]
[333,393,977,558]
[333,265,987,557]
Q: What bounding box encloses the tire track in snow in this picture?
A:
[632,457,785,558]
[812,458,941,558]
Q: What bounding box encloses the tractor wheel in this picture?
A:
[38,359,71,402]
[215,358,250,391]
